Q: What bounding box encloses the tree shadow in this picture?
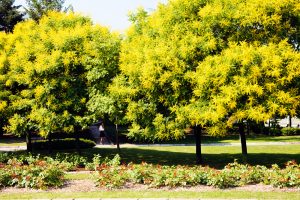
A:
[82,147,300,169]
[0,138,25,144]
[2,145,299,169]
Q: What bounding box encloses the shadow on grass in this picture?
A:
[80,147,300,169]
[3,146,299,169]
[0,138,25,144]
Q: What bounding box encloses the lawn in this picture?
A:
[0,190,299,199]
[0,137,26,147]
[6,143,295,168]
[160,134,300,144]
[1,143,299,199]
[85,144,300,168]
[1,134,300,147]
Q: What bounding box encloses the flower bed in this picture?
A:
[0,153,299,190]
[0,158,64,189]
[95,155,300,189]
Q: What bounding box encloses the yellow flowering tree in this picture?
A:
[185,41,300,155]
[2,12,120,149]
[0,32,10,137]
[114,0,300,162]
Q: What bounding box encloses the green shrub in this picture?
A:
[208,170,239,188]
[0,169,11,187]
[240,165,267,185]
[85,154,102,171]
[95,157,300,189]
[0,153,9,163]
[264,161,300,188]
[0,158,65,189]
[54,153,88,169]
[281,127,300,136]
[269,128,282,136]
[32,138,96,150]
[96,164,127,189]
[187,166,211,185]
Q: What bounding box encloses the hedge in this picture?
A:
[32,138,96,150]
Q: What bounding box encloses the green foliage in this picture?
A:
[32,138,96,150]
[0,0,24,33]
[0,12,120,138]
[1,153,299,189]
[114,0,300,140]
[0,152,9,163]
[188,42,300,130]
[85,154,101,171]
[281,127,300,136]
[25,0,72,21]
[95,158,300,189]
[0,158,65,189]
[264,161,300,188]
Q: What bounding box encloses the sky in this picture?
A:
[15,0,169,32]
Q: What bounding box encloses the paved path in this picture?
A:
[0,145,27,151]
[1,142,299,151]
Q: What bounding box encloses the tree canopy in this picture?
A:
[0,12,120,137]
[111,0,300,141]
[0,0,24,33]
[25,0,72,21]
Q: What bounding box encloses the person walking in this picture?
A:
[99,122,106,144]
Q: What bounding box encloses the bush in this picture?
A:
[0,158,65,189]
[0,153,9,163]
[95,157,300,189]
[263,161,300,188]
[32,138,96,150]
[281,127,300,136]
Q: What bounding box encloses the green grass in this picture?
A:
[82,144,300,168]
[2,144,299,168]
[0,190,299,199]
[65,172,95,180]
[0,138,26,147]
[1,144,299,199]
[162,134,300,144]
[207,135,300,143]
[1,134,299,147]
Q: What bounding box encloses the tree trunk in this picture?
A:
[289,115,292,127]
[0,124,3,138]
[0,129,3,138]
[246,120,250,135]
[26,132,32,152]
[268,120,271,135]
[115,123,120,151]
[48,134,52,154]
[194,125,202,164]
[75,132,81,154]
[238,123,247,155]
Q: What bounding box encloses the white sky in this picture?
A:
[15,0,168,32]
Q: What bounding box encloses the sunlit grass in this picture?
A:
[0,190,299,199]
[1,135,299,147]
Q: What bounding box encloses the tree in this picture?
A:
[1,12,120,151]
[0,0,24,33]
[185,42,300,155]
[182,0,300,156]
[0,32,10,137]
[112,0,300,162]
[25,0,72,21]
